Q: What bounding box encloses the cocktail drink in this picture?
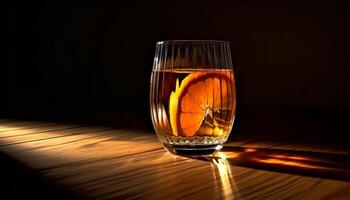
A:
[150,41,236,155]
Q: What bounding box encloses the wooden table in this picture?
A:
[0,119,349,200]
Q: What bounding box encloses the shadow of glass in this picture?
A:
[197,146,350,181]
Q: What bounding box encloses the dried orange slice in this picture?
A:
[169,71,234,137]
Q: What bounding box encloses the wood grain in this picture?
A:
[0,120,349,200]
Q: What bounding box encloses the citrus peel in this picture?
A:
[169,71,234,137]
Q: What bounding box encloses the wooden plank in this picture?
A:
[0,128,162,170]
[0,120,60,132]
[0,126,107,146]
[0,121,349,200]
[38,149,350,200]
[0,124,82,139]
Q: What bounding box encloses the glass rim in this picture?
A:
[156,40,229,45]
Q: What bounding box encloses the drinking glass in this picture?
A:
[150,40,236,155]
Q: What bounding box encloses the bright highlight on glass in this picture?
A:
[150,40,236,155]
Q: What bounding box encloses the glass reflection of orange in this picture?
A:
[169,71,234,137]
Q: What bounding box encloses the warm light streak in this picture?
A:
[270,155,323,163]
[213,151,240,159]
[244,148,256,152]
[0,128,160,166]
[252,158,328,170]
[210,152,240,199]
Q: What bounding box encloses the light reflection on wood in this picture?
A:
[0,120,349,199]
[213,146,350,181]
[210,152,241,199]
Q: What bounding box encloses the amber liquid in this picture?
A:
[150,69,236,146]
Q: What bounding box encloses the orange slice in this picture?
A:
[169,71,234,137]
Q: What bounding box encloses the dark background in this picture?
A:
[4,0,350,132]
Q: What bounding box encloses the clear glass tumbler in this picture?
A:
[150,40,236,155]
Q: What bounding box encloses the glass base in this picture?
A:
[163,143,223,155]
